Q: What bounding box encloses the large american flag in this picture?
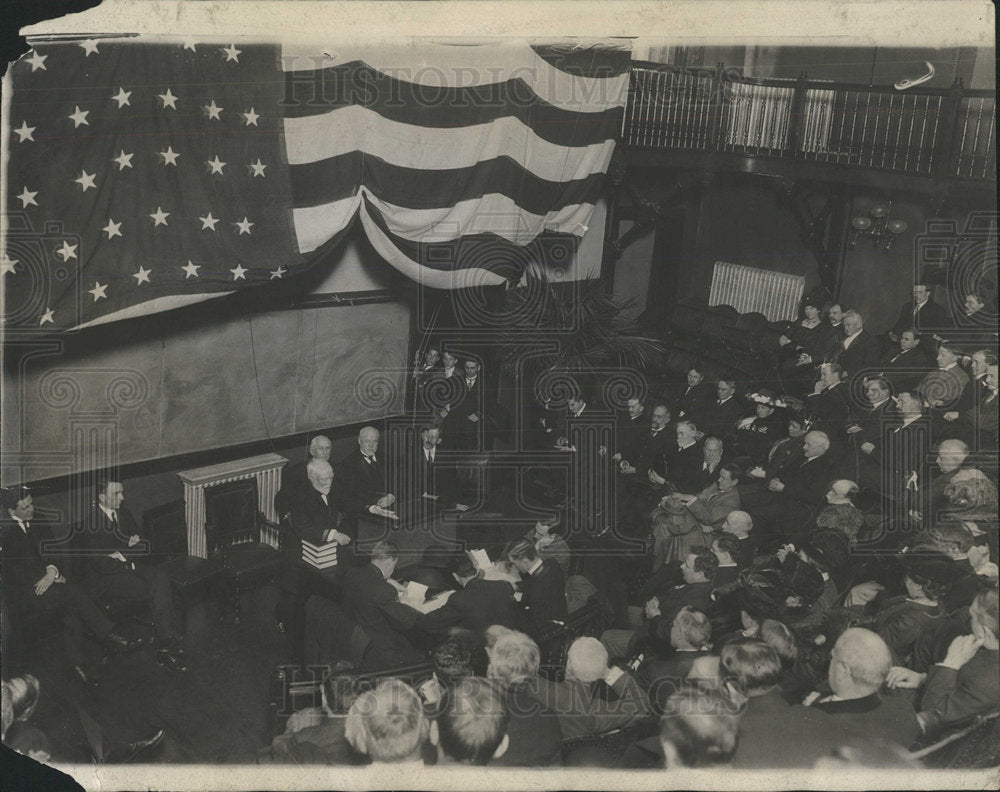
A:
[2,38,629,330]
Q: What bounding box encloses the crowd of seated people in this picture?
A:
[258,297,996,771]
[3,291,996,774]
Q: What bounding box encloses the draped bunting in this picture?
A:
[2,38,629,329]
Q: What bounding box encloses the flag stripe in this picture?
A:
[281,61,624,148]
[281,42,629,112]
[360,195,578,284]
[293,189,595,254]
[284,106,617,181]
[289,152,609,215]
[360,204,510,290]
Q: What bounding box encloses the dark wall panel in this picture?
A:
[3,301,410,478]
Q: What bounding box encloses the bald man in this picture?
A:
[338,426,397,519]
[806,628,920,749]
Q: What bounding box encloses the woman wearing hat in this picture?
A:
[778,297,836,370]
[734,390,787,464]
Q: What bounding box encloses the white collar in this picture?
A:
[526,558,544,576]
[678,441,696,451]
[871,397,890,409]
[99,503,117,521]
[572,404,586,417]
[941,362,957,371]
[844,329,862,342]
[718,395,732,404]
[11,515,28,532]
[901,414,922,428]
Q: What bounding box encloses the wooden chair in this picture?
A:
[531,596,613,681]
[203,478,284,624]
[143,500,225,632]
[265,659,435,743]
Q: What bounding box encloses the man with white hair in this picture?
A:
[275,434,333,521]
[344,679,429,764]
[806,628,920,749]
[750,430,840,545]
[526,636,649,739]
[833,310,880,376]
[722,510,757,569]
[277,459,356,652]
[338,426,397,519]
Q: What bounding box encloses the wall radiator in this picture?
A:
[708,261,805,321]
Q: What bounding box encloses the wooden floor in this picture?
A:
[16,586,289,765]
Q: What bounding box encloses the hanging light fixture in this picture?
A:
[849,202,908,251]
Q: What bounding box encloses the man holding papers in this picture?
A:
[415,557,518,638]
[342,541,425,671]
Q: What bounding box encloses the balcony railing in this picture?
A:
[622,63,996,182]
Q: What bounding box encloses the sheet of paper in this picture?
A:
[468,548,491,570]
[415,589,455,614]
[405,581,428,602]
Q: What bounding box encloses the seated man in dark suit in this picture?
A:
[635,606,714,713]
[881,329,934,393]
[664,419,705,495]
[276,459,357,654]
[833,310,880,380]
[505,539,568,630]
[82,478,187,672]
[647,547,718,625]
[890,282,953,340]
[605,547,720,661]
[2,486,140,686]
[804,628,920,749]
[920,340,971,404]
[749,430,840,546]
[612,397,650,470]
[415,556,518,639]
[341,541,425,671]
[276,435,333,522]
[699,376,743,444]
[673,364,716,425]
[486,628,563,766]
[412,425,470,511]
[337,426,397,520]
[806,362,851,438]
[525,636,650,740]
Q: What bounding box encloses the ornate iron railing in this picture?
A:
[622,63,996,182]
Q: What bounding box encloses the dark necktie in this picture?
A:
[364,455,375,465]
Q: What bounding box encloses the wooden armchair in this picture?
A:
[203,478,284,624]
